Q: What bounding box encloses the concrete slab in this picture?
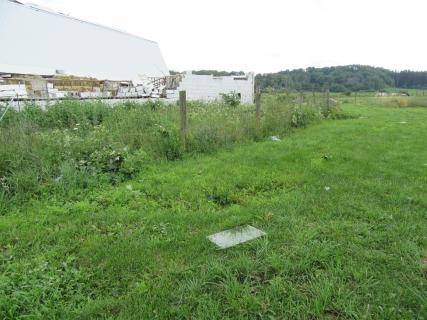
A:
[207,225,265,249]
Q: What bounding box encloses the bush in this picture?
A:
[220,92,241,107]
[291,105,321,127]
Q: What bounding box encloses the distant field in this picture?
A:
[1,99,427,318]
[361,96,427,108]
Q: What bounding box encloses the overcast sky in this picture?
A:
[28,0,427,73]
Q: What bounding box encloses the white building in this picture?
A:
[171,72,255,104]
[0,0,169,83]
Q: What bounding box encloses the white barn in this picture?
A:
[0,0,169,83]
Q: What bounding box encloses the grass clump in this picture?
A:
[1,255,98,318]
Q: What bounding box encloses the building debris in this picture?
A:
[0,71,255,105]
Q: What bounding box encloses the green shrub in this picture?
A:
[291,105,321,127]
[220,92,241,107]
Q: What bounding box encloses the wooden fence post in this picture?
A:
[326,88,330,111]
[312,86,316,105]
[255,89,261,131]
[179,91,187,150]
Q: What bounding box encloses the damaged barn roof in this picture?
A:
[0,0,169,81]
[8,0,157,43]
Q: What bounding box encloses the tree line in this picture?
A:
[256,65,427,92]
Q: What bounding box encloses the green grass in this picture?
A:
[1,103,427,319]
[0,97,325,210]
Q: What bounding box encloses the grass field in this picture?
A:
[1,102,427,319]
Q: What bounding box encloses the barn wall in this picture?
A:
[0,0,169,83]
[174,72,255,104]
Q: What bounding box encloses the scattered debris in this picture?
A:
[329,98,338,105]
[126,184,133,191]
[268,136,281,141]
[325,186,331,191]
[207,225,265,249]
[322,155,330,160]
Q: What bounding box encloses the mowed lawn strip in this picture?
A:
[1,105,427,319]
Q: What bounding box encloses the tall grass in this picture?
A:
[0,96,338,211]
[350,96,427,108]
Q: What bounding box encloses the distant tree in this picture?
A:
[255,65,406,92]
[394,71,427,89]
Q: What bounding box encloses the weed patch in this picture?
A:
[0,98,322,210]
